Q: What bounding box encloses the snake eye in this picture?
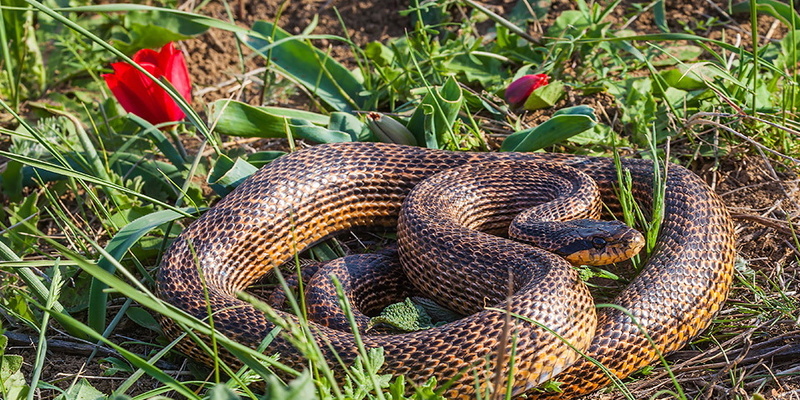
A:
[591,237,607,249]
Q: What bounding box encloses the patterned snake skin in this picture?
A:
[157,142,735,398]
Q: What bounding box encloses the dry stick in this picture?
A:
[730,213,799,236]
[745,364,800,391]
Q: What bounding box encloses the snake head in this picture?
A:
[554,219,645,265]
[512,219,645,266]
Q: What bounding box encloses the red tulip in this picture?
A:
[505,73,549,106]
[103,43,192,126]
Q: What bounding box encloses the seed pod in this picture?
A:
[366,112,417,146]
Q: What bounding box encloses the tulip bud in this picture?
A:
[505,74,550,107]
[366,112,417,146]
[103,42,192,127]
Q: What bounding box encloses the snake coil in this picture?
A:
[157,142,735,398]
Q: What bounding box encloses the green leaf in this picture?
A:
[113,10,209,54]
[407,76,464,149]
[207,384,242,400]
[329,112,371,141]
[369,298,433,332]
[731,0,800,26]
[501,106,598,152]
[548,10,591,36]
[54,378,105,400]
[208,154,258,196]
[265,370,318,400]
[259,106,331,125]
[0,161,23,202]
[125,307,162,333]
[659,63,727,90]
[443,53,504,86]
[246,151,286,169]
[364,41,394,67]
[99,357,134,376]
[289,119,353,144]
[241,21,367,112]
[116,24,192,54]
[507,0,551,25]
[210,100,351,143]
[653,0,668,32]
[522,80,565,110]
[0,335,28,400]
[2,190,40,255]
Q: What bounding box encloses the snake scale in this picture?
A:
[157,142,736,398]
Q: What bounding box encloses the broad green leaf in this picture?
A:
[0,161,23,202]
[64,5,247,35]
[507,0,551,25]
[246,151,286,169]
[211,99,298,137]
[501,106,598,152]
[407,76,464,149]
[523,80,565,110]
[259,106,331,125]
[659,63,730,91]
[265,370,318,400]
[208,154,258,196]
[125,307,162,333]
[0,335,28,400]
[114,24,193,54]
[241,21,367,112]
[731,0,800,26]
[53,378,104,400]
[443,53,504,86]
[210,99,350,143]
[548,10,591,36]
[2,190,40,255]
[113,10,209,54]
[329,112,371,141]
[289,119,352,144]
[207,384,242,400]
[364,41,394,67]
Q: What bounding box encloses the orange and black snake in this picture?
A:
[157,142,735,398]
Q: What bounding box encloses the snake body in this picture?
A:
[157,142,735,398]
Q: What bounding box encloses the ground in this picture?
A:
[6,0,800,399]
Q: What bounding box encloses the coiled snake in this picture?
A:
[157,142,735,398]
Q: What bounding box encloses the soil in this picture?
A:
[7,1,799,399]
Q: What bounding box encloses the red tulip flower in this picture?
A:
[505,73,549,107]
[103,43,192,126]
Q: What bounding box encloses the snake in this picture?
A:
[156,142,736,398]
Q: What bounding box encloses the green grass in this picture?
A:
[1,0,799,399]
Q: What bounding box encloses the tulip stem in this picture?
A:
[167,126,189,162]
